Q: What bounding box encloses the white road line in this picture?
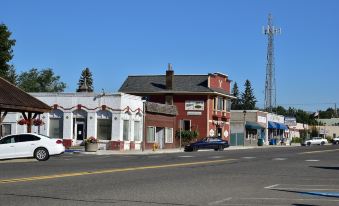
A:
[208,197,232,205]
[178,156,194,158]
[242,157,256,159]
[305,159,320,162]
[264,184,280,189]
[210,156,222,159]
[272,158,287,161]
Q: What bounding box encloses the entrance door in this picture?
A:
[156,127,165,149]
[74,119,86,144]
[217,127,222,138]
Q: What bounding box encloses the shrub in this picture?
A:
[176,130,199,145]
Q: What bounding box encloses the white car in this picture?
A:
[302,137,328,146]
[0,133,65,161]
[333,137,339,145]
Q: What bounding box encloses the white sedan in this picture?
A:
[0,133,65,161]
[302,137,328,146]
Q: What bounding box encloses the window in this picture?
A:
[134,121,141,141]
[1,124,11,137]
[165,128,173,143]
[97,119,112,140]
[146,126,155,143]
[217,97,224,111]
[226,99,231,112]
[0,136,15,144]
[123,120,130,141]
[15,134,40,142]
[49,119,63,139]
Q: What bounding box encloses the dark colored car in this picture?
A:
[184,137,229,152]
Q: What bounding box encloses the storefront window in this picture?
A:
[49,119,63,139]
[123,120,130,141]
[146,126,155,143]
[97,119,112,140]
[1,124,11,137]
[165,128,173,143]
[134,121,141,141]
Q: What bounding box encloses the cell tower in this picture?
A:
[263,13,281,112]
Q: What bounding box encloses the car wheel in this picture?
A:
[34,148,49,161]
[321,141,325,146]
[307,142,311,146]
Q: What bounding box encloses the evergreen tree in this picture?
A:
[0,23,16,84]
[240,79,257,110]
[76,67,93,92]
[17,68,66,92]
[231,82,241,110]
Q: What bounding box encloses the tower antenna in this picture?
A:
[263,13,281,112]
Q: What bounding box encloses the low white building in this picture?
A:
[1,92,144,150]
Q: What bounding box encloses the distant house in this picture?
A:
[119,65,235,142]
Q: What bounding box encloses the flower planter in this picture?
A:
[85,143,98,152]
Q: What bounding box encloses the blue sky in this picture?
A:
[1,0,338,111]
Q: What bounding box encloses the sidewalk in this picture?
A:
[65,143,300,156]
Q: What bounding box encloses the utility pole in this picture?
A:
[263,13,281,112]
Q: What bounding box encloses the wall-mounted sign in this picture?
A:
[285,117,297,126]
[187,111,202,116]
[185,101,204,111]
[224,130,229,138]
[209,129,215,136]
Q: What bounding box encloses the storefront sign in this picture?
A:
[187,111,202,116]
[224,130,229,138]
[209,129,215,136]
[285,117,297,126]
[185,100,204,111]
[257,116,267,124]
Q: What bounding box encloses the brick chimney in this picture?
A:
[165,63,174,105]
[166,63,174,90]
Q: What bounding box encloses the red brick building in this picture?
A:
[144,102,178,150]
[119,65,235,141]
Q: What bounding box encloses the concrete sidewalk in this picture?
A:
[66,144,300,156]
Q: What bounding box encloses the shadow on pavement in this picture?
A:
[310,166,339,170]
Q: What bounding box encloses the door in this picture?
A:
[156,128,165,149]
[74,119,86,145]
[217,128,222,138]
[0,135,16,159]
[14,134,40,157]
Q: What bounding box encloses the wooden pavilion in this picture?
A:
[0,77,51,135]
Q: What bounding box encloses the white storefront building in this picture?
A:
[1,92,144,150]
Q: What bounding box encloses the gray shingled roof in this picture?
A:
[119,75,232,96]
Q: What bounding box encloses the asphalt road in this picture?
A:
[1,145,339,206]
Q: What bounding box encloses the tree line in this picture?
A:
[0,23,93,92]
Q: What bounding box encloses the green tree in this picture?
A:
[240,79,257,110]
[231,82,241,110]
[17,68,66,92]
[76,67,93,92]
[0,23,16,83]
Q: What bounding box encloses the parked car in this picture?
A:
[333,137,339,145]
[184,137,229,152]
[0,133,65,161]
[301,137,328,146]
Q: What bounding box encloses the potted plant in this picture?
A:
[85,136,98,152]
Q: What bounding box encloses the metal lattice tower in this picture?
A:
[263,13,281,112]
